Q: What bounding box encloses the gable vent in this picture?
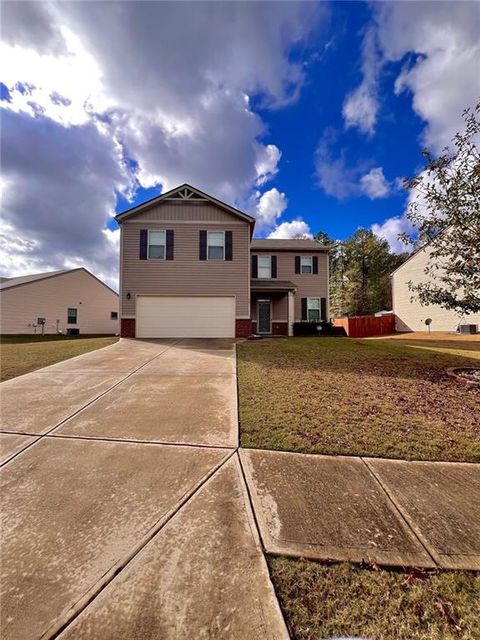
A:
[164,187,208,201]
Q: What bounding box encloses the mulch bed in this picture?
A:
[446,367,480,387]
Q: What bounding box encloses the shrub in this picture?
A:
[293,321,336,336]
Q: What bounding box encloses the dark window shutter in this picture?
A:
[301,297,308,321]
[271,255,277,278]
[166,230,174,260]
[251,254,258,278]
[140,229,148,260]
[295,256,301,274]
[321,297,327,321]
[199,230,207,260]
[313,256,318,274]
[225,230,233,260]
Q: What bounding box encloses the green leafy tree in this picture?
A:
[342,229,406,316]
[316,229,408,317]
[401,102,480,314]
[314,231,347,317]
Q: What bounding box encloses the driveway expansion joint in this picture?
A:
[0,339,185,467]
[3,338,479,640]
[45,432,237,450]
[41,449,238,640]
[360,457,438,568]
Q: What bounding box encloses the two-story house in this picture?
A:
[116,184,329,338]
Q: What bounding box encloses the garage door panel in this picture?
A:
[136,296,235,338]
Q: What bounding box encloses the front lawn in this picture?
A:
[0,335,118,382]
[270,557,480,640]
[237,337,480,462]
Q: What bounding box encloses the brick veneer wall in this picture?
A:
[120,318,136,338]
[272,322,288,335]
[235,319,252,338]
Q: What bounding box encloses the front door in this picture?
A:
[257,299,271,334]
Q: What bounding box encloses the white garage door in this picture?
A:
[136,296,235,338]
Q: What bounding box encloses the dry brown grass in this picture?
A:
[237,337,480,462]
[0,335,118,381]
[269,557,480,640]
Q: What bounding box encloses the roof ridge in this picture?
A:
[115,183,255,226]
[0,268,118,295]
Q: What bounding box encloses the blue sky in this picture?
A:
[251,2,426,241]
[116,1,427,241]
[2,1,479,287]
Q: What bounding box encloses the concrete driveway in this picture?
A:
[1,338,237,447]
[2,338,478,639]
[0,339,288,640]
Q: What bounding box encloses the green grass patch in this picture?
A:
[237,337,480,462]
[0,335,118,381]
[269,557,480,640]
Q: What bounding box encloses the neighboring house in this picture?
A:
[116,184,329,338]
[391,245,480,332]
[0,268,119,335]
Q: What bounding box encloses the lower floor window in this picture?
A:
[67,308,77,324]
[307,298,320,322]
[111,311,118,320]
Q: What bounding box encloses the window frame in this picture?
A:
[67,307,77,325]
[307,297,321,322]
[257,255,272,279]
[301,256,313,274]
[111,311,118,320]
[207,230,225,261]
[147,229,166,260]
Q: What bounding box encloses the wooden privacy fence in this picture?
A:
[333,314,396,338]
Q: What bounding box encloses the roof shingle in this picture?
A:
[251,239,327,251]
[0,270,70,291]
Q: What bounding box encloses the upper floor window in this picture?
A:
[301,256,313,274]
[148,230,166,259]
[67,308,77,324]
[111,311,118,320]
[307,298,320,322]
[207,231,225,260]
[258,255,271,278]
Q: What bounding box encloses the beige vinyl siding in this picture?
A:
[0,270,119,334]
[251,250,329,322]
[127,201,241,223]
[392,247,480,332]
[121,219,250,318]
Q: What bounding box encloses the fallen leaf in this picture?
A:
[435,598,462,632]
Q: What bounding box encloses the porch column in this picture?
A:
[288,291,294,336]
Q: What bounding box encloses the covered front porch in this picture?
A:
[250,279,296,336]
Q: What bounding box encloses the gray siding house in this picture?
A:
[116,184,329,338]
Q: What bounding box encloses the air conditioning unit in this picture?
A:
[458,324,478,334]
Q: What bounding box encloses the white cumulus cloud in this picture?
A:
[315,130,394,201]
[254,188,288,232]
[375,2,479,152]
[342,28,381,135]
[255,144,282,185]
[360,167,391,199]
[371,215,413,254]
[268,220,312,239]
[0,1,325,282]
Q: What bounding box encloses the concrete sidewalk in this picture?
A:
[0,339,287,640]
[241,448,480,571]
